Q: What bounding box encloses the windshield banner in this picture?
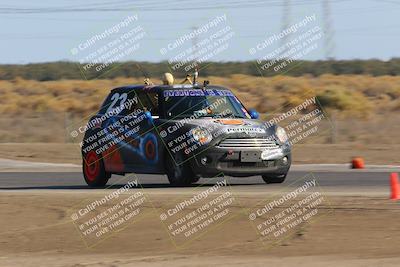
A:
[164,89,234,97]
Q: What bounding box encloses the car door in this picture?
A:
[117,90,164,174]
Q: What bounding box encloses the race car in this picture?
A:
[81,79,291,187]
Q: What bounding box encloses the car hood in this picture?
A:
[182,117,277,140]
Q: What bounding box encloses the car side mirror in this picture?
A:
[248,109,259,119]
[144,111,153,122]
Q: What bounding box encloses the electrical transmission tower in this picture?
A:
[280,0,291,57]
[280,0,336,59]
[323,0,335,59]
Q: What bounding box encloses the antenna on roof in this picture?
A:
[135,63,153,85]
[193,67,198,85]
[180,74,192,84]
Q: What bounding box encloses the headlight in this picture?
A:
[276,126,288,143]
[191,128,212,145]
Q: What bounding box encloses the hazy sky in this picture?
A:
[1,0,399,64]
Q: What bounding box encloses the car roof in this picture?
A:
[111,84,231,94]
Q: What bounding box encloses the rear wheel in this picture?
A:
[83,151,110,187]
[165,152,198,186]
[262,174,287,184]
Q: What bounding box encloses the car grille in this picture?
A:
[225,160,276,168]
[216,138,279,149]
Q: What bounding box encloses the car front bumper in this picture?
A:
[189,146,291,178]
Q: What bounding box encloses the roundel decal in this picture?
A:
[145,139,156,160]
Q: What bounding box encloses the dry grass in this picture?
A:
[0,75,399,144]
[1,74,400,117]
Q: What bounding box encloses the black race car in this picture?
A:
[81,82,291,187]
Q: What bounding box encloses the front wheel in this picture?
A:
[262,174,287,184]
[83,151,110,188]
[165,152,198,186]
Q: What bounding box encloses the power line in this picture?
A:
[0,0,349,14]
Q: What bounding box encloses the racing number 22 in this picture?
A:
[106,93,128,114]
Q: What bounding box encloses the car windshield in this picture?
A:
[163,89,250,119]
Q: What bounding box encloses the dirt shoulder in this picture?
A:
[0,192,399,266]
[0,143,81,164]
[0,143,399,165]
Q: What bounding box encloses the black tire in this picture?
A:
[262,174,287,184]
[165,152,198,186]
[83,151,110,188]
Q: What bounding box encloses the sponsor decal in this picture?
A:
[226,127,266,134]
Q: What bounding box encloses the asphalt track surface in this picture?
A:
[0,171,392,194]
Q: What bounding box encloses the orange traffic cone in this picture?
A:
[351,157,365,169]
[390,173,400,200]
